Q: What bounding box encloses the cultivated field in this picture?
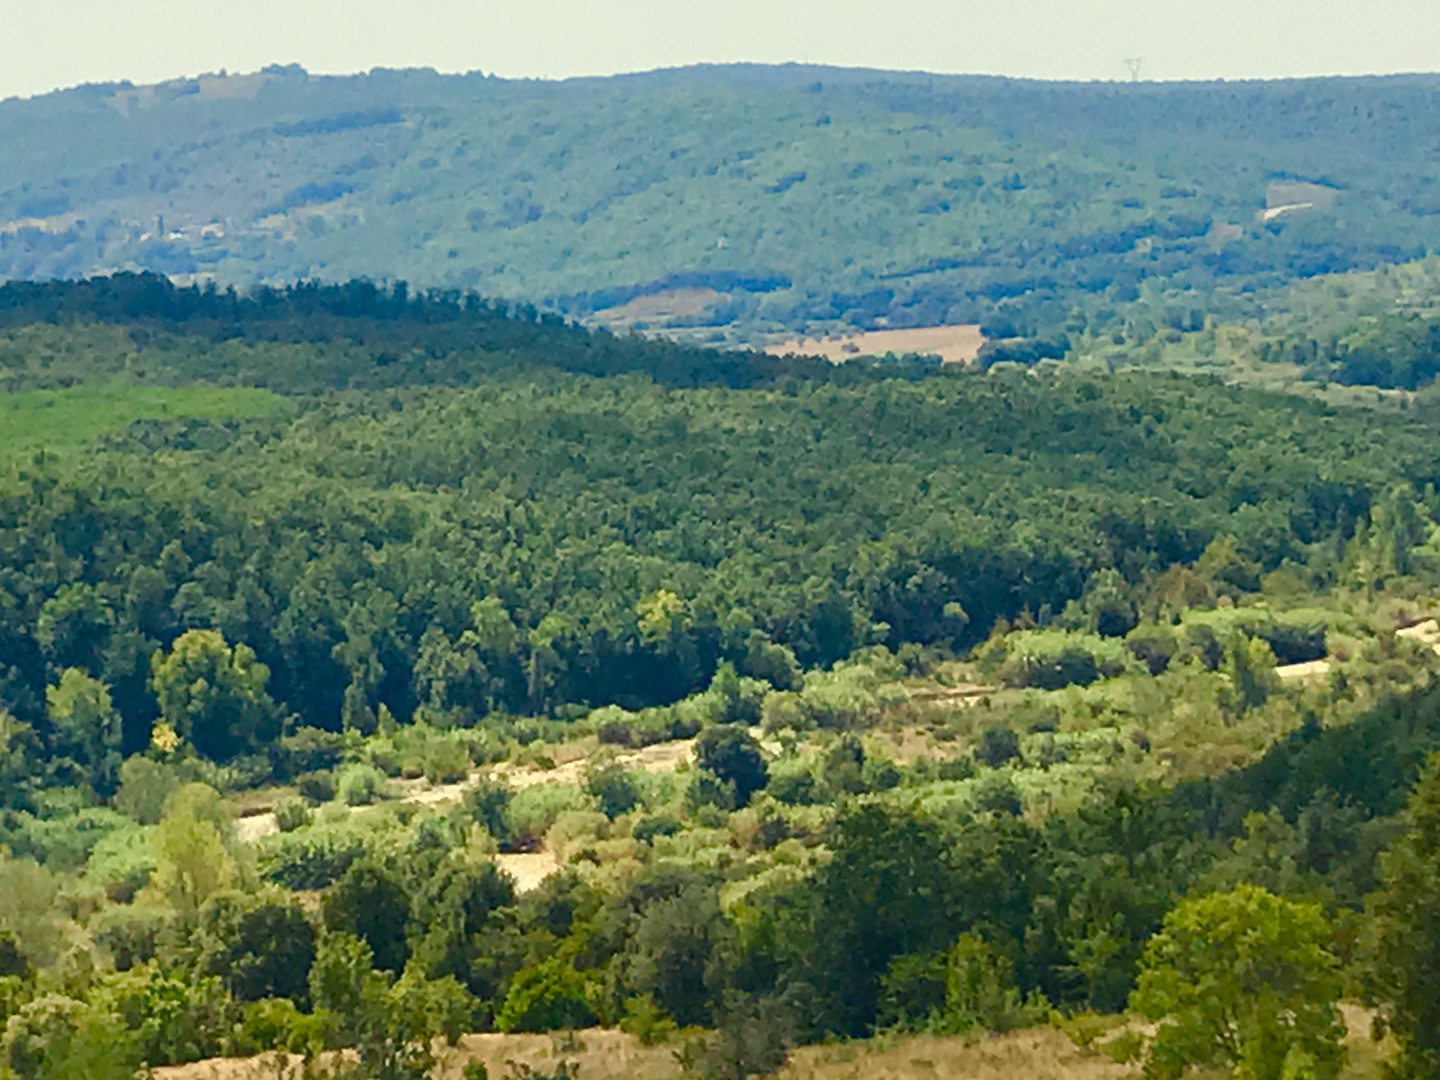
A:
[767,325,985,365]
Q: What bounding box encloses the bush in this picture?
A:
[238,997,325,1054]
[1126,626,1178,675]
[976,727,1021,769]
[89,903,174,971]
[257,828,367,890]
[114,756,180,825]
[458,776,512,840]
[937,756,976,782]
[994,630,1136,690]
[273,727,345,780]
[273,796,312,833]
[296,770,336,805]
[941,934,1049,1035]
[505,784,591,848]
[83,824,155,902]
[585,763,641,819]
[424,738,472,784]
[632,815,682,844]
[766,770,818,805]
[338,763,387,806]
[495,958,595,1032]
[695,726,768,808]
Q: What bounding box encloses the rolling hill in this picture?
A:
[5,64,1440,342]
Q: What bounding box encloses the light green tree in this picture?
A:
[44,668,121,793]
[149,783,238,919]
[150,629,277,762]
[1131,884,1345,1080]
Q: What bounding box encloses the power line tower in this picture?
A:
[1124,58,1144,82]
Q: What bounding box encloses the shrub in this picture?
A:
[976,726,1021,769]
[338,763,387,806]
[423,737,471,785]
[273,796,312,833]
[766,770,818,805]
[458,776,512,840]
[632,815,682,845]
[941,934,1049,1034]
[114,756,180,825]
[937,756,976,781]
[257,828,367,890]
[973,778,1024,817]
[89,903,174,971]
[495,958,595,1032]
[505,784,591,848]
[695,726,768,808]
[994,630,1136,689]
[585,763,641,818]
[238,997,325,1054]
[273,727,345,780]
[1126,626,1178,675]
[296,770,336,805]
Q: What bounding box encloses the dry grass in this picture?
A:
[778,1026,1132,1080]
[150,1006,1398,1080]
[767,325,985,366]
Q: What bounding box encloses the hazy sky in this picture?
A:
[5,0,1440,100]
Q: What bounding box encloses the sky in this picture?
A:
[5,0,1440,100]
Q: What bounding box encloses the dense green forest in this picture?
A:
[7,65,1440,343]
[1,279,1440,1079]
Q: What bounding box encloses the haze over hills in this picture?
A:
[6,63,1440,343]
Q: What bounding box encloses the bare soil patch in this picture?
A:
[768,325,984,365]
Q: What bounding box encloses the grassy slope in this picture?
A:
[0,380,288,468]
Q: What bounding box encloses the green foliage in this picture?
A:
[114,756,180,825]
[992,629,1138,690]
[338,763,388,807]
[940,934,1049,1035]
[585,763,641,819]
[150,630,278,763]
[43,669,121,795]
[197,892,317,1004]
[619,992,679,1045]
[494,957,594,1033]
[1,994,140,1080]
[1370,753,1440,1080]
[149,783,237,917]
[695,727,768,809]
[322,861,412,975]
[274,795,313,833]
[1130,885,1345,1080]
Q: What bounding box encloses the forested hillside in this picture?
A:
[6,65,1440,342]
[2,280,1440,1079]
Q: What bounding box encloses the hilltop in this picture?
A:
[6,64,1440,343]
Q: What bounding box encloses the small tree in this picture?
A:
[1131,884,1345,1080]
[45,668,122,794]
[694,726,768,809]
[150,784,238,919]
[1371,754,1440,1080]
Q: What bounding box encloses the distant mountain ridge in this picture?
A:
[4,63,1440,342]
